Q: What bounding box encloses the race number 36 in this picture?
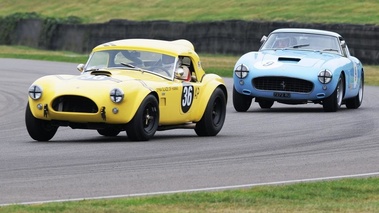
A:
[181,85,194,113]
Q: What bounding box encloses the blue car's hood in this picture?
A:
[253,50,340,69]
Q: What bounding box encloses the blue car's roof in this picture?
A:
[271,28,342,38]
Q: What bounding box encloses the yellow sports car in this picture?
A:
[26,39,227,141]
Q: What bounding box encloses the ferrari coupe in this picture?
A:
[233,28,364,112]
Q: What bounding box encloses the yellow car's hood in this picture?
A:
[32,70,170,100]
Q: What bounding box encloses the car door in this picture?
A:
[343,44,360,93]
[158,79,200,125]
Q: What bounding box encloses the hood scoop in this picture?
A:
[90,70,112,77]
[278,57,301,63]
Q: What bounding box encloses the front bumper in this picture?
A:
[234,76,335,101]
[28,94,134,124]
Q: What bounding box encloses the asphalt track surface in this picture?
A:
[1,58,379,205]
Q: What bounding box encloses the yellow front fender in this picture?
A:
[193,74,227,121]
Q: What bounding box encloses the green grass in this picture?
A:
[0,0,378,24]
[0,46,88,64]
[1,177,379,212]
[1,45,379,86]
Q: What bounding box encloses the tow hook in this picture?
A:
[43,104,48,117]
[101,107,106,121]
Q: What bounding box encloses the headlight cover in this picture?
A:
[318,69,332,84]
[28,85,42,100]
[234,64,249,79]
[110,88,124,103]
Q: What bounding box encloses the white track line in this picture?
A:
[2,172,379,206]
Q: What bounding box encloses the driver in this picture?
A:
[273,37,290,48]
[161,54,175,70]
[176,57,191,81]
[153,54,175,77]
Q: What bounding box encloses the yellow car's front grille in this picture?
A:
[52,95,98,113]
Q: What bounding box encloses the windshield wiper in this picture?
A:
[291,44,310,48]
[121,62,137,69]
[322,48,339,52]
[120,62,151,73]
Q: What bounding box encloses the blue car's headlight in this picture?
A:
[110,88,124,103]
[318,69,332,84]
[28,85,42,100]
[234,64,249,79]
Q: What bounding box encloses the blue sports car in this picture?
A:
[233,28,364,112]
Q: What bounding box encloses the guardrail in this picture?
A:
[6,19,379,64]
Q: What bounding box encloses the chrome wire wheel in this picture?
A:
[336,77,343,107]
[323,75,344,112]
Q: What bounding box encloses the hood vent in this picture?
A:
[91,70,112,76]
[278,57,301,63]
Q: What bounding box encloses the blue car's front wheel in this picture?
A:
[258,100,274,109]
[233,86,252,112]
[323,75,344,112]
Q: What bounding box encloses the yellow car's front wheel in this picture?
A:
[126,94,159,141]
[97,127,121,137]
[25,103,58,141]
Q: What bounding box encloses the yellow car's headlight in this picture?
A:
[110,88,124,103]
[28,85,42,100]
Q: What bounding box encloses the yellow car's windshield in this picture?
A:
[84,50,177,78]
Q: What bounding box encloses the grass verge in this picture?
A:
[0,0,378,24]
[1,177,379,212]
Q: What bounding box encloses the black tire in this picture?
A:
[233,86,252,112]
[126,95,159,141]
[346,73,364,109]
[258,100,274,109]
[97,127,120,137]
[25,103,58,141]
[195,88,227,136]
[323,75,344,112]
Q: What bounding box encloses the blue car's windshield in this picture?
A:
[260,32,342,55]
[84,50,177,79]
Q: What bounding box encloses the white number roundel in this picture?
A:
[181,85,193,113]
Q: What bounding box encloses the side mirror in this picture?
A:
[260,35,268,43]
[341,40,346,48]
[77,64,85,72]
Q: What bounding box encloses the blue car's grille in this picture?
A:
[253,77,313,93]
[52,95,98,113]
